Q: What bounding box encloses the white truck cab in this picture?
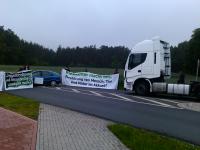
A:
[124,37,171,95]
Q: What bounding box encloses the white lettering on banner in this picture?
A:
[61,69,119,89]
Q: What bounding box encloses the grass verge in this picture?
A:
[108,124,200,150]
[1,65,199,89]
[0,93,39,120]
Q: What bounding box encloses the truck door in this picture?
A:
[125,53,147,82]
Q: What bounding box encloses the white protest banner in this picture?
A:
[0,71,5,91]
[61,69,119,89]
[4,70,33,90]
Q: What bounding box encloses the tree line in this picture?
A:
[171,28,200,74]
[0,25,200,74]
[0,26,129,68]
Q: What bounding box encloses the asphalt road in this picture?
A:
[8,86,200,145]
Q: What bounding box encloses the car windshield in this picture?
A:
[50,71,60,76]
[33,71,41,76]
[33,71,59,77]
[42,71,59,76]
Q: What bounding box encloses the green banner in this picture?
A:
[5,70,33,90]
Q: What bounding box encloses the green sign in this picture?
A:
[5,70,33,90]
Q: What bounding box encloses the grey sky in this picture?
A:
[1,0,200,50]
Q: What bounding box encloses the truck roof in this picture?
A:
[131,37,169,53]
[131,40,154,53]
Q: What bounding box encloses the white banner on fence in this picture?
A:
[61,69,119,89]
[0,71,5,91]
[4,70,33,90]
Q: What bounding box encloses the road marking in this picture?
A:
[110,93,133,102]
[110,93,181,109]
[133,96,172,107]
[153,98,180,104]
[72,89,81,93]
[42,87,183,109]
[51,87,182,105]
[90,91,103,97]
[56,87,61,90]
[61,86,114,95]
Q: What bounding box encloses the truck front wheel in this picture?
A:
[135,81,150,96]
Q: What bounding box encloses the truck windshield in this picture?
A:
[128,53,147,70]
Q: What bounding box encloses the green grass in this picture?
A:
[0,93,39,120]
[0,65,199,89]
[166,73,199,84]
[108,124,200,150]
[0,65,125,89]
[0,64,124,75]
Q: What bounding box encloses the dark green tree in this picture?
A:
[185,28,200,73]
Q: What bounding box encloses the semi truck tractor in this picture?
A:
[124,37,200,98]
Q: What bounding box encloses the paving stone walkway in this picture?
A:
[0,107,37,150]
[36,104,129,150]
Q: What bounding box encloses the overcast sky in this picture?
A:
[1,0,200,50]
